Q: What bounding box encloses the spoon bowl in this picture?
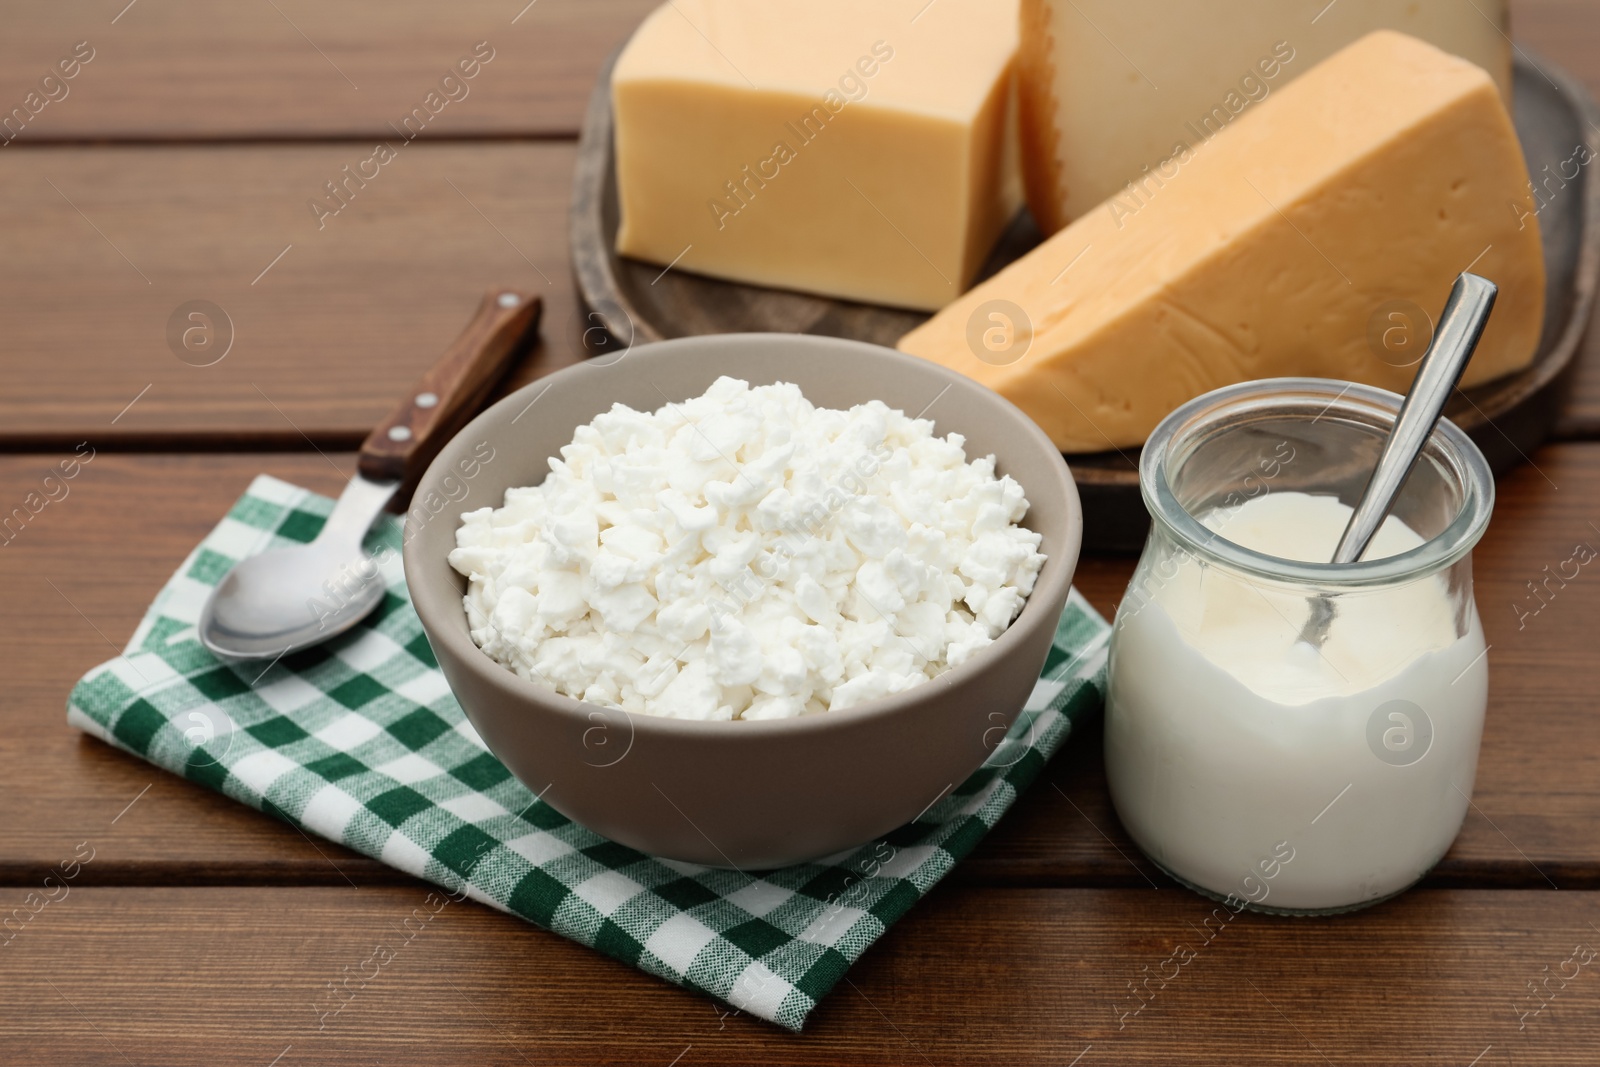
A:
[198,477,398,659]
[195,288,543,661]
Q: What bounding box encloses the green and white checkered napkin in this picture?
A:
[68,475,1109,1030]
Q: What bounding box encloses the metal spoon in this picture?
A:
[1297,272,1498,647]
[199,289,542,660]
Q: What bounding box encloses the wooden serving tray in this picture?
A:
[571,50,1600,550]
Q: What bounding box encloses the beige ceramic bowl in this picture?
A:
[403,334,1081,868]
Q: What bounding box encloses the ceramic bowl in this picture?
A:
[403,333,1081,867]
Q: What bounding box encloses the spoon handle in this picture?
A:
[357,289,542,492]
[1331,272,1497,565]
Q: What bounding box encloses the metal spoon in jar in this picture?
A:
[1297,272,1498,647]
[197,290,542,660]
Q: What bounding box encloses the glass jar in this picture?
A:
[1105,378,1494,915]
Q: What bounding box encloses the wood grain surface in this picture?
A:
[3,1,1599,1058]
[0,0,653,142]
[1,885,1596,1064]
[0,142,588,447]
[1554,331,1600,438]
[0,0,1589,141]
[4,447,1596,892]
[1516,0,1600,100]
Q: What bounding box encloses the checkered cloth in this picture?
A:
[68,475,1109,1030]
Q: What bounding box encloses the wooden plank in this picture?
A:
[0,885,1595,1064]
[1517,0,1600,102]
[4,445,1599,891]
[1553,325,1600,439]
[0,142,595,447]
[0,0,1588,145]
[0,0,652,142]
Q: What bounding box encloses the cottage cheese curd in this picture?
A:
[449,376,1046,720]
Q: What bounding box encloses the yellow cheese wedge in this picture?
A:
[611,0,1022,312]
[1018,0,1513,231]
[898,31,1545,452]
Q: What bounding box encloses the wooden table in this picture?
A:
[2,3,1598,1063]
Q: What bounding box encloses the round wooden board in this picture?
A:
[571,49,1600,551]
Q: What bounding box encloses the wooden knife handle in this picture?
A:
[358,289,542,487]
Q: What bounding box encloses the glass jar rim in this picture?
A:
[1140,377,1496,588]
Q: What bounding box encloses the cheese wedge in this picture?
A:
[611,0,1022,311]
[898,31,1545,452]
[1019,0,1513,230]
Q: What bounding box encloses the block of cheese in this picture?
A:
[612,0,1022,312]
[898,32,1545,452]
[1018,0,1513,231]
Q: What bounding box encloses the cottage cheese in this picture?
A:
[448,376,1046,720]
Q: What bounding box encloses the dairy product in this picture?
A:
[611,0,1022,311]
[899,31,1545,451]
[1105,491,1488,912]
[1018,0,1513,230]
[449,377,1046,720]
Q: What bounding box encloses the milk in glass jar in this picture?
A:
[1105,379,1493,914]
